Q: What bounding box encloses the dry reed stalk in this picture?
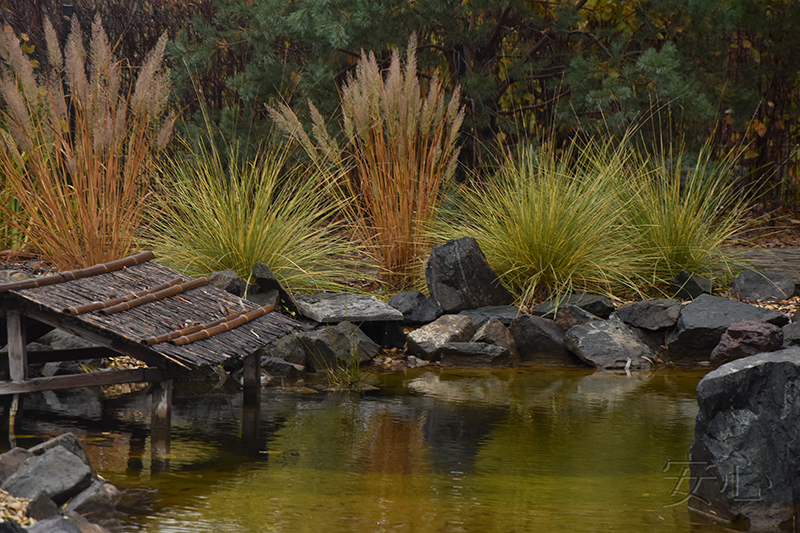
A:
[0,16,173,269]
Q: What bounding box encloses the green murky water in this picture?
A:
[7,367,719,532]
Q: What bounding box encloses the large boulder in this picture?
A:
[731,269,796,301]
[508,314,581,365]
[553,304,600,331]
[251,262,300,313]
[472,318,520,362]
[406,315,480,360]
[459,305,521,327]
[208,269,247,297]
[388,290,443,325]
[2,446,92,505]
[296,293,403,323]
[564,315,654,370]
[665,294,789,362]
[670,270,712,299]
[425,237,514,313]
[615,299,682,331]
[710,319,783,366]
[297,322,380,371]
[689,348,800,531]
[438,343,515,367]
[531,293,615,320]
[0,448,32,485]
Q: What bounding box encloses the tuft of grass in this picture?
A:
[441,139,644,303]
[269,34,464,291]
[620,141,752,283]
[147,139,360,295]
[0,17,172,268]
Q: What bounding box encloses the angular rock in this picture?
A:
[782,321,800,347]
[262,334,310,368]
[208,269,247,297]
[615,299,682,331]
[64,480,117,525]
[2,446,92,505]
[508,314,580,365]
[406,315,480,360]
[554,304,600,331]
[246,289,279,309]
[261,356,305,379]
[731,269,796,301]
[388,291,443,325]
[23,388,103,420]
[564,315,654,370]
[532,293,615,320]
[438,342,515,367]
[25,515,84,533]
[689,349,800,531]
[297,322,380,371]
[251,262,300,313]
[37,329,96,350]
[296,293,403,323]
[471,318,520,362]
[29,433,92,471]
[459,305,521,327]
[670,270,712,299]
[27,492,58,520]
[425,237,514,313]
[64,510,114,533]
[0,448,33,485]
[0,521,25,532]
[666,294,789,362]
[710,319,783,366]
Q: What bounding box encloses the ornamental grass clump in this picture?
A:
[270,34,464,290]
[148,139,357,295]
[443,140,644,303]
[0,17,173,268]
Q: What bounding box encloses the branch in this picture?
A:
[496,90,571,115]
[568,30,612,57]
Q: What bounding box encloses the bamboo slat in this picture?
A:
[171,305,275,346]
[0,251,155,292]
[64,278,186,315]
[101,277,208,315]
[143,307,253,345]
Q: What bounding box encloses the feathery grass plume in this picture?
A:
[620,139,752,283]
[440,139,644,303]
[148,139,360,295]
[270,34,464,290]
[0,17,172,268]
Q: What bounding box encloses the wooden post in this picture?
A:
[241,351,261,452]
[150,379,172,472]
[242,350,261,397]
[6,309,27,382]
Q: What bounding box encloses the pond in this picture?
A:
[3,366,727,532]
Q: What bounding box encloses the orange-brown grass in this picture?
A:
[270,34,464,290]
[0,17,172,269]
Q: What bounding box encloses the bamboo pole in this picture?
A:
[143,307,253,345]
[101,277,208,315]
[64,278,186,315]
[171,305,275,346]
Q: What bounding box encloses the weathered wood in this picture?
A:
[27,347,119,364]
[171,305,275,346]
[101,277,209,315]
[0,251,155,292]
[6,309,27,382]
[143,307,253,345]
[65,278,186,315]
[150,379,172,472]
[242,350,261,395]
[0,368,162,395]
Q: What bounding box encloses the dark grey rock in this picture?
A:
[731,269,796,301]
[553,304,601,331]
[710,319,784,366]
[670,270,712,299]
[64,480,117,524]
[425,237,514,313]
[25,515,84,533]
[564,315,654,370]
[262,334,308,367]
[246,289,279,309]
[261,356,305,379]
[782,321,800,347]
[208,269,247,297]
[689,348,800,531]
[0,448,33,485]
[251,262,300,313]
[508,314,581,365]
[406,315,480,360]
[438,342,515,367]
[296,293,403,323]
[2,446,91,504]
[459,305,521,327]
[615,299,682,331]
[531,293,615,319]
[297,322,380,371]
[388,291,442,325]
[665,294,789,362]
[471,318,520,363]
[64,510,115,533]
[23,387,103,420]
[37,329,96,350]
[27,492,58,520]
[0,520,25,532]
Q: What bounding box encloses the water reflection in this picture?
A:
[2,367,712,532]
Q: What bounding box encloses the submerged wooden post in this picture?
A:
[241,351,261,452]
[150,379,172,472]
[6,309,27,382]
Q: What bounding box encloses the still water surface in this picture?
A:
[9,367,721,532]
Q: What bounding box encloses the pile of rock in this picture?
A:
[0,433,119,532]
[234,237,798,375]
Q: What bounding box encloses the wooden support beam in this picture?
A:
[150,379,172,472]
[6,309,27,382]
[242,350,261,397]
[27,347,119,364]
[0,368,162,395]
